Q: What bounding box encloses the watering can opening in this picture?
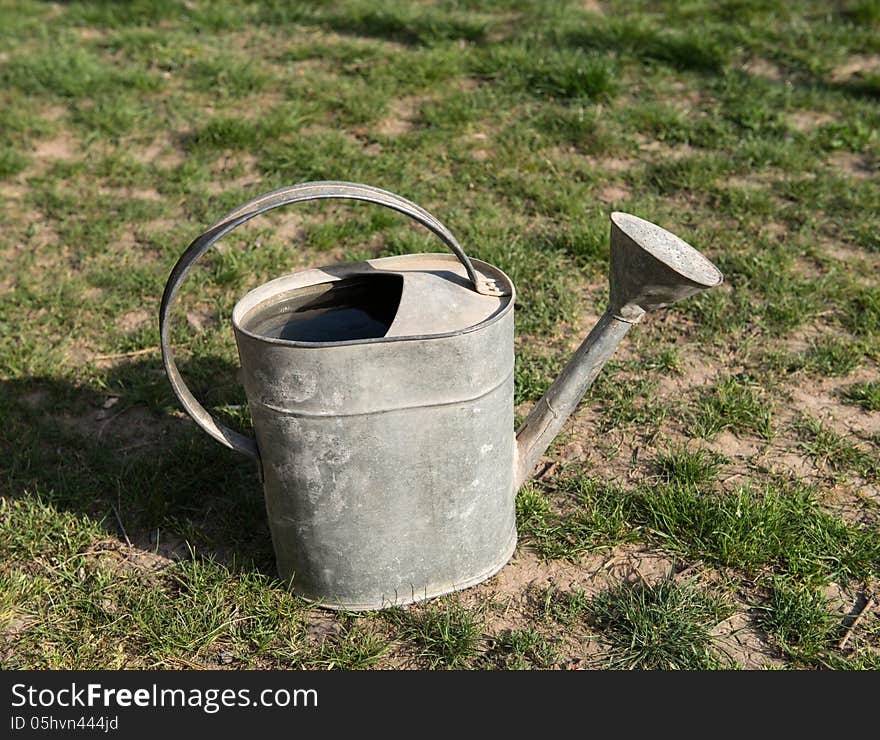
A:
[239,272,404,343]
[231,253,513,348]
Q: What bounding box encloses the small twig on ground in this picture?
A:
[500,595,514,618]
[92,346,161,361]
[839,593,876,651]
[534,461,558,480]
[631,564,650,587]
[111,503,132,548]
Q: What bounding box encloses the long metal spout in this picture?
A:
[514,213,723,488]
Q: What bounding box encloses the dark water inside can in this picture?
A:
[243,273,403,342]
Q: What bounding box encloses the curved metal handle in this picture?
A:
[159,180,500,461]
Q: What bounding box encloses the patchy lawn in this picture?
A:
[1,0,878,670]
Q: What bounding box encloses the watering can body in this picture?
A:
[160,181,723,610]
[233,253,517,609]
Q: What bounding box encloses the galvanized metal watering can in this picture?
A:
[160,181,723,610]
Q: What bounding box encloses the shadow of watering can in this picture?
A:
[160,181,723,610]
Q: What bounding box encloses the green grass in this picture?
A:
[588,368,669,432]
[840,379,880,411]
[632,482,880,582]
[385,597,485,669]
[654,445,726,487]
[478,45,618,101]
[538,584,592,627]
[779,337,865,377]
[2,0,879,671]
[754,579,836,661]
[689,375,774,440]
[482,627,560,670]
[307,621,389,670]
[519,468,880,585]
[515,477,635,560]
[795,416,879,481]
[587,579,735,670]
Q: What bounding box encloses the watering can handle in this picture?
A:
[159,180,502,461]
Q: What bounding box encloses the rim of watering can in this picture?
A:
[230,253,516,349]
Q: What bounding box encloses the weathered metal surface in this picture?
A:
[238,295,515,608]
[159,181,723,611]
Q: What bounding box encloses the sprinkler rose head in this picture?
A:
[608,212,724,323]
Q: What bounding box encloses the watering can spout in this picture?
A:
[514,212,723,488]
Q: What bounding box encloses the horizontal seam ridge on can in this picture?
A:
[251,367,514,418]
